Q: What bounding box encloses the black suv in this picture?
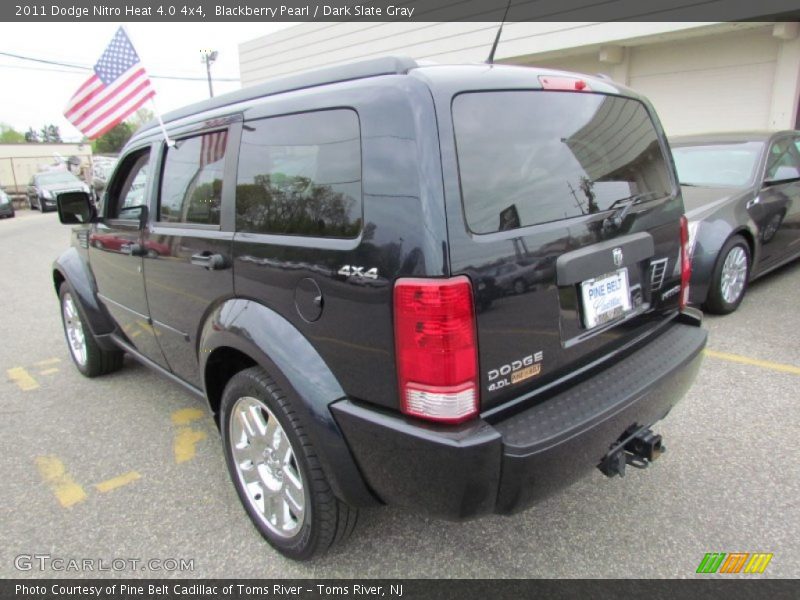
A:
[53,57,707,560]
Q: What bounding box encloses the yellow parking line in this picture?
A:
[7,367,39,391]
[705,349,800,376]
[171,408,207,463]
[39,368,59,376]
[171,407,205,426]
[35,456,87,508]
[34,358,61,367]
[174,428,207,464]
[95,471,141,493]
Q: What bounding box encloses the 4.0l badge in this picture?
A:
[487,351,544,392]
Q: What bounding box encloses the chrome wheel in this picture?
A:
[228,396,305,538]
[62,293,87,367]
[720,246,747,304]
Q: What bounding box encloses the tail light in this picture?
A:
[679,215,692,310]
[393,276,478,424]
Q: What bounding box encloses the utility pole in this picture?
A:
[201,50,218,98]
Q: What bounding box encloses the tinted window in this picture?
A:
[453,91,672,234]
[236,109,362,238]
[159,131,227,225]
[672,142,763,187]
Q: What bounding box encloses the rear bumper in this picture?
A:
[331,319,707,520]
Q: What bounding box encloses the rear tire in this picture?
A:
[59,284,124,377]
[220,367,357,560]
[704,235,750,315]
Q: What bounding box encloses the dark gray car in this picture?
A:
[27,171,90,212]
[0,189,14,218]
[671,131,800,313]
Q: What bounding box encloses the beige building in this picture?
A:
[239,21,800,137]
[0,143,92,195]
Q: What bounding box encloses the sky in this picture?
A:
[0,22,296,141]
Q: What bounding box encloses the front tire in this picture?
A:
[704,235,751,314]
[59,284,124,377]
[220,367,357,560]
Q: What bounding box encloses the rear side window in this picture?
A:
[236,109,362,238]
[453,91,672,234]
[159,131,227,225]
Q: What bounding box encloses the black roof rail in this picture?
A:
[139,55,419,133]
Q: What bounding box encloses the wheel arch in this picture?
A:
[52,247,117,337]
[731,227,756,265]
[199,298,379,509]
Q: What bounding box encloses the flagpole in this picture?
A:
[121,24,174,147]
[150,97,175,147]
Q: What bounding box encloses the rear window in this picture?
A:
[453,91,672,234]
[672,142,763,187]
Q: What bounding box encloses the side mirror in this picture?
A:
[57,192,95,225]
[118,204,149,230]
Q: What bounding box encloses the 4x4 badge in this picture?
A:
[338,265,379,280]
[613,247,624,267]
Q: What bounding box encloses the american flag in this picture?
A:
[200,131,228,167]
[64,27,155,139]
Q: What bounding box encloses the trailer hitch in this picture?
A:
[598,425,665,478]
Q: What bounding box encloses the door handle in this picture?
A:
[124,243,146,257]
[190,252,226,270]
[746,197,760,210]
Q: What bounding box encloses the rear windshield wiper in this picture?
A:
[603,192,664,231]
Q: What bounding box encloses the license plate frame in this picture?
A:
[580,268,632,329]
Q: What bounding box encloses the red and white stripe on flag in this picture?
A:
[63,28,156,139]
[200,131,228,167]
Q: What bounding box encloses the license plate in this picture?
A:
[580,268,632,329]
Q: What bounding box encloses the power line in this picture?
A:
[0,62,92,75]
[0,50,241,82]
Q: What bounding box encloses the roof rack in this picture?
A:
[142,56,419,132]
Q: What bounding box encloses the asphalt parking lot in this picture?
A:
[2,209,799,579]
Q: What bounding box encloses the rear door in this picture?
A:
[141,122,239,388]
[445,88,682,411]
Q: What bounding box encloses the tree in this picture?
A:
[46,124,62,143]
[25,127,39,143]
[92,122,133,154]
[127,108,155,130]
[0,123,25,143]
[23,124,62,143]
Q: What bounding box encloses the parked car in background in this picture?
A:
[0,189,15,218]
[27,171,91,212]
[671,131,800,313]
[91,158,117,202]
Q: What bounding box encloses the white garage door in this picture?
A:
[629,27,779,136]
